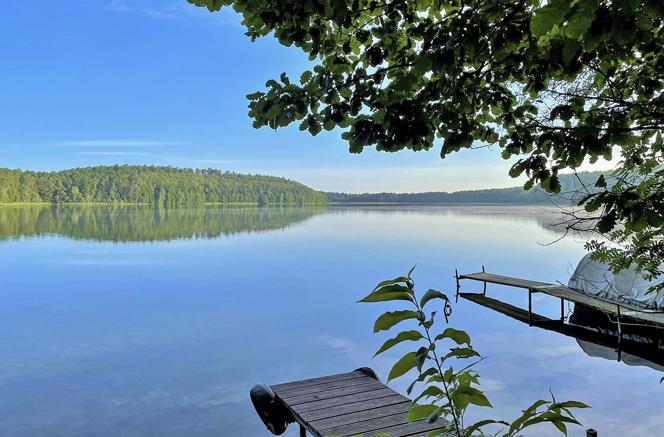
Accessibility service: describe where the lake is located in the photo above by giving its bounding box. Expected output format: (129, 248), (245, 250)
(0, 205), (661, 437)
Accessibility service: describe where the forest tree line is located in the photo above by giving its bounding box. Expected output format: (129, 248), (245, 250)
(0, 165), (327, 205)
(326, 172), (606, 204)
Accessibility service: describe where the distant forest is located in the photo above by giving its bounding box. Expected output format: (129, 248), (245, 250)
(326, 172), (606, 204)
(0, 166), (606, 206)
(0, 166), (327, 205)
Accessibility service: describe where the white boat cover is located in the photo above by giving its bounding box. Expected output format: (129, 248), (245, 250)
(568, 253), (663, 309)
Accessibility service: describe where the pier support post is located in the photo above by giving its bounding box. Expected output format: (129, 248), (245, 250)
(300, 424), (307, 437)
(455, 269), (460, 302)
(616, 305), (623, 358)
(560, 298), (565, 322)
(481, 265), (486, 295)
(586, 429), (597, 437)
(528, 289), (533, 326)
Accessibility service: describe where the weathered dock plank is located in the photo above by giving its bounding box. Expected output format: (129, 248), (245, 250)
(459, 272), (552, 289)
(271, 370), (369, 391)
(311, 401), (411, 432)
(254, 368), (452, 437)
(280, 380), (385, 405)
(294, 388), (397, 414)
(299, 394), (408, 421)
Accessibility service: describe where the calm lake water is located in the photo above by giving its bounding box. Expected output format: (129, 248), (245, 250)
(0, 205), (661, 437)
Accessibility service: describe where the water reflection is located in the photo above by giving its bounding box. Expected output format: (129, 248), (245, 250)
(0, 205), (324, 243)
(0, 205), (657, 437)
(570, 306), (664, 372)
(326, 204), (576, 238)
(462, 293), (664, 372)
(0, 204), (576, 244)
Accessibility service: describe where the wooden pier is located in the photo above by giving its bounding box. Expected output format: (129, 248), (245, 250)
(456, 269), (664, 328)
(251, 368), (454, 436)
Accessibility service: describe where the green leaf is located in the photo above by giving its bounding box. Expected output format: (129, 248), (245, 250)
(509, 399), (550, 434)
(564, 0), (599, 39)
(530, 1), (569, 37)
(407, 404), (438, 422)
(452, 386), (492, 408)
(551, 419), (567, 434)
(406, 367), (438, 395)
(553, 400), (590, 409)
(562, 40), (580, 65)
(246, 91), (263, 100)
(358, 291), (414, 303)
(421, 311), (437, 330)
(435, 328), (471, 345)
(374, 330), (423, 356)
(444, 347), (480, 361)
(419, 289), (449, 308)
(412, 386), (445, 404)
(373, 276), (409, 291)
(359, 284), (414, 303)
(415, 346), (429, 372)
(595, 175), (606, 188)
(463, 419), (507, 437)
(299, 70), (312, 83)
(521, 411), (580, 434)
(407, 265), (417, 278)
(373, 311), (420, 333)
(388, 351), (417, 382)
(426, 406), (451, 425)
(375, 284), (414, 294)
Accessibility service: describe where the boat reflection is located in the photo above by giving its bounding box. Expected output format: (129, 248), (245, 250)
(460, 293), (664, 371)
(570, 305), (664, 371)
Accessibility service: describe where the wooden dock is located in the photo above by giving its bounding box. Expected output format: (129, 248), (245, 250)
(456, 270), (664, 327)
(252, 368), (454, 436)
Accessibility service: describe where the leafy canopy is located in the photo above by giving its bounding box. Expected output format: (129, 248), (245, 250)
(189, 0), (664, 281)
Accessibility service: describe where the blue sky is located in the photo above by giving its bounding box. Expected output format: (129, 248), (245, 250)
(0, 0), (597, 193)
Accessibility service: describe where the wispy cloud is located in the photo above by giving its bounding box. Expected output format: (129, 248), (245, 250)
(103, 1), (241, 24)
(480, 377), (506, 392)
(104, 0), (132, 13)
(317, 334), (361, 358)
(80, 152), (149, 156)
(103, 1), (177, 19)
(59, 139), (180, 148)
(60, 258), (161, 267)
(535, 344), (580, 357)
(188, 159), (250, 165)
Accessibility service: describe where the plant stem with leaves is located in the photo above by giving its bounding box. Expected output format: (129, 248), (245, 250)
(359, 267), (590, 437)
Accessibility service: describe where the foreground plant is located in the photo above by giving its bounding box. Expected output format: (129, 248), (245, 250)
(358, 268), (589, 437)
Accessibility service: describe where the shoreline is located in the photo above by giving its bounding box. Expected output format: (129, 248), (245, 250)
(0, 201), (557, 207)
(0, 202), (327, 207)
